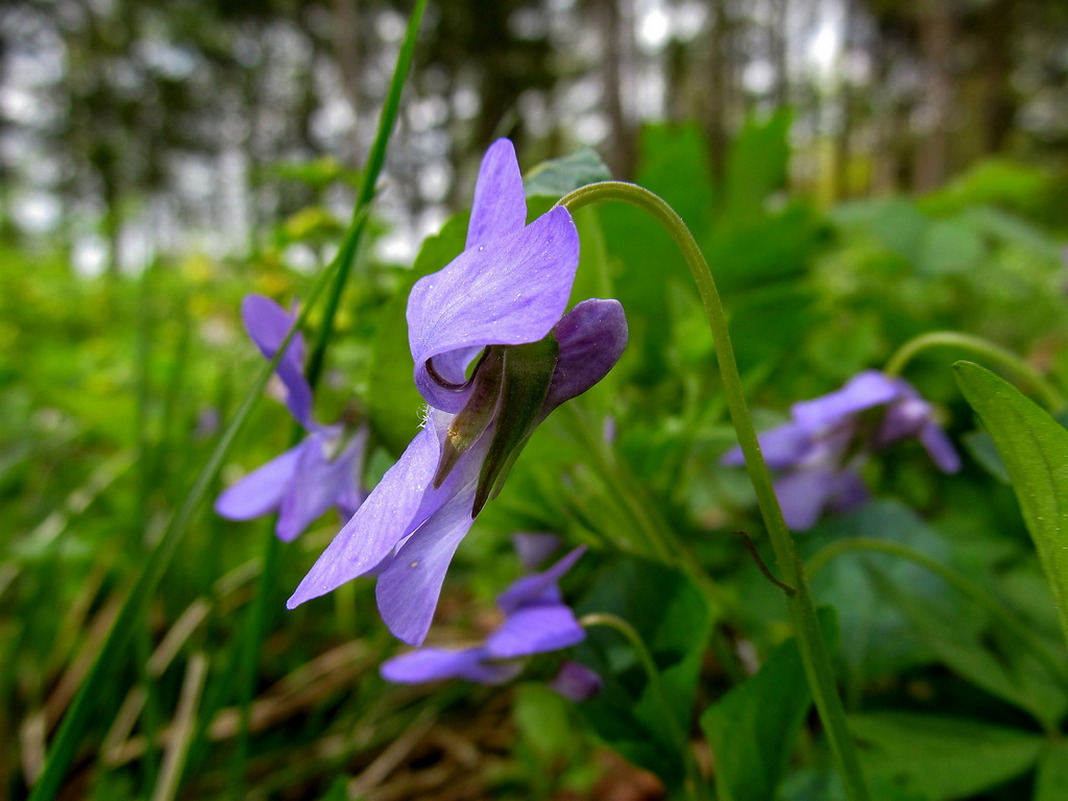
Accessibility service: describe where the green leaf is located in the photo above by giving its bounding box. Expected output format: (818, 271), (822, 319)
(1035, 741), (1068, 801)
(523, 147), (613, 198)
(849, 712), (1044, 799)
(575, 557), (712, 788)
(954, 360), (1068, 648)
(870, 566), (1067, 728)
(700, 607), (838, 801)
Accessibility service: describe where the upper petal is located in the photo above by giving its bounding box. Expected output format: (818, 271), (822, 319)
(241, 294), (314, 427)
(408, 207), (580, 413)
(542, 299), (628, 413)
(214, 444), (302, 520)
(466, 139), (527, 249)
(791, 370), (900, 428)
(286, 424), (439, 608)
(497, 546), (585, 613)
(512, 532), (562, 572)
(485, 605), (586, 659)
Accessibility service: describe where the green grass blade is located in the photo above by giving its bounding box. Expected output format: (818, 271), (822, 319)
(27, 253), (344, 801)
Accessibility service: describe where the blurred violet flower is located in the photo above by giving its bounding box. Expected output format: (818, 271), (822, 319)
(724, 370), (960, 530)
(381, 538), (601, 701)
(287, 139), (628, 646)
(215, 295), (367, 542)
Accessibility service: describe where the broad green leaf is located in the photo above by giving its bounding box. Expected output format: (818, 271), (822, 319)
(1035, 741), (1068, 801)
(700, 607), (838, 801)
(523, 147), (612, 198)
(954, 360), (1068, 647)
(871, 567), (1067, 728)
(849, 712), (1044, 799)
(916, 218), (985, 276)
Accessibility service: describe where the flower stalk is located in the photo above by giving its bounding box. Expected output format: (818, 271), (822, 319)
(884, 330), (1065, 411)
(558, 181), (872, 801)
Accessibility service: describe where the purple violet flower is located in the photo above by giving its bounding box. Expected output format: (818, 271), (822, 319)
(286, 139), (628, 646)
(215, 295), (367, 542)
(381, 541), (601, 701)
(724, 370), (960, 530)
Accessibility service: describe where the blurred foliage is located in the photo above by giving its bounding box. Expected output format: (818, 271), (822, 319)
(4, 112), (1068, 801)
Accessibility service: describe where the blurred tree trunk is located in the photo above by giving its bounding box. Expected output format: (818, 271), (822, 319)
(912, 0), (956, 192)
(705, 0), (731, 184)
(980, 0), (1015, 154)
(595, 0), (636, 178)
(769, 0), (789, 109)
(331, 0), (362, 162)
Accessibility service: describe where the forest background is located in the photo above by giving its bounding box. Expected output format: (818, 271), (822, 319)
(6, 1), (1068, 800)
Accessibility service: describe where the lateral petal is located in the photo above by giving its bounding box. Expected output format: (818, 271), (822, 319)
(486, 605), (586, 659)
(214, 444), (301, 520)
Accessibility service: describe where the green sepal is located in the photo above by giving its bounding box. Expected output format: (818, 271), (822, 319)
(432, 347), (504, 489)
(472, 336), (559, 516)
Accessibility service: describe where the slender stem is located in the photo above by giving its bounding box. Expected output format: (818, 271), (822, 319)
(228, 5), (426, 793)
(580, 613), (710, 801)
(559, 182), (871, 801)
(806, 537), (1068, 690)
(884, 331), (1065, 411)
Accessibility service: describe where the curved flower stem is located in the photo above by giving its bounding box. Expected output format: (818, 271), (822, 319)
(806, 537), (1068, 698)
(559, 182), (871, 801)
(580, 613), (710, 801)
(884, 331), (1065, 411)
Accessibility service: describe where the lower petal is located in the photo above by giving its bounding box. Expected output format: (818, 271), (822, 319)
(375, 487), (480, 645)
(286, 425), (439, 609)
(381, 646), (521, 685)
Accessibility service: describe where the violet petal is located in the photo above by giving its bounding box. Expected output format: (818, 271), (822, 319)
(214, 444), (302, 520)
(466, 139), (527, 249)
(241, 295), (314, 428)
(407, 207), (579, 413)
(919, 422), (962, 473)
(723, 420), (815, 469)
(380, 646), (521, 685)
(773, 467), (844, 531)
(497, 546), (585, 614)
(512, 533), (562, 572)
(286, 424), (439, 609)
(548, 661), (603, 701)
(375, 486), (481, 645)
(485, 605), (586, 659)
(542, 299), (628, 413)
(276, 433), (356, 542)
(791, 370), (900, 428)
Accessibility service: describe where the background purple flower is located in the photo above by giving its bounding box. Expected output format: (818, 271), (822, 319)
(286, 140), (628, 647)
(724, 370), (960, 530)
(215, 295), (367, 542)
(381, 542), (600, 700)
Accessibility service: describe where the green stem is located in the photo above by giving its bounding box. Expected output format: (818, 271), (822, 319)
(806, 537), (1068, 690)
(580, 613), (710, 801)
(884, 331), (1065, 411)
(228, 5), (426, 793)
(559, 182), (871, 801)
